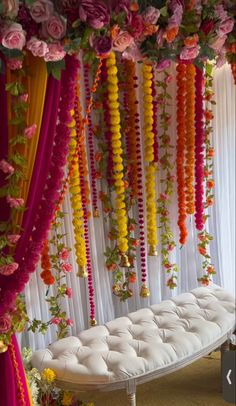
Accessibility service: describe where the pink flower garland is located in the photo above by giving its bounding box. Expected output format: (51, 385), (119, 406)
(194, 67), (205, 230)
(74, 94), (96, 325)
(84, 63), (99, 216)
(0, 55), (79, 316)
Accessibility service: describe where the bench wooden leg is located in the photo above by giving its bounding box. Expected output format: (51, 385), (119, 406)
(126, 380), (136, 406)
(127, 392), (136, 406)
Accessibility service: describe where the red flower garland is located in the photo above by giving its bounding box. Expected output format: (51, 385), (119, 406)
(176, 62), (188, 244)
(84, 63), (99, 217)
(194, 67), (205, 230)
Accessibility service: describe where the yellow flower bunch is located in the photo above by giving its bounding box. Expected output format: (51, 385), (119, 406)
(142, 63), (158, 250)
(41, 368), (56, 383)
(68, 109), (87, 271)
(61, 391), (73, 406)
(106, 52), (128, 254)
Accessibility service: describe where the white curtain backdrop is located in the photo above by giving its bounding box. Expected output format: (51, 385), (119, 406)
(19, 63), (235, 351)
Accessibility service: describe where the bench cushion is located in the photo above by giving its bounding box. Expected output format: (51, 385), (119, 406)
(31, 285), (235, 386)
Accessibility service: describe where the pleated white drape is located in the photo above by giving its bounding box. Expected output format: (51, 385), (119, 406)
(20, 63), (235, 351)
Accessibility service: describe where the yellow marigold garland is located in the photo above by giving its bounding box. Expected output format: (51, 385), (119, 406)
(106, 52), (129, 257)
(68, 110), (87, 273)
(185, 63), (196, 215)
(142, 63), (158, 253)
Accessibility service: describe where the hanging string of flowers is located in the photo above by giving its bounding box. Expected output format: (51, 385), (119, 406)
(68, 109), (87, 277)
(40, 240), (54, 286)
(198, 64), (216, 286)
(156, 70), (178, 289)
(123, 59), (150, 297)
(142, 63), (158, 256)
(176, 62), (188, 245)
(194, 67), (205, 231)
(29, 210), (74, 338)
(151, 66), (158, 164)
(106, 52), (129, 266)
(83, 63), (99, 217)
(123, 59), (139, 199)
(185, 63), (196, 215)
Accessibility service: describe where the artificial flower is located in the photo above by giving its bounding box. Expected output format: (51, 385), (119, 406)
(0, 159), (14, 175)
(29, 0), (54, 23)
(24, 123), (37, 139)
(41, 368), (56, 383)
(1, 22), (26, 50)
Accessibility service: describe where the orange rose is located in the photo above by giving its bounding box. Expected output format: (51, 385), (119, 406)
(184, 34), (199, 48)
(207, 147), (215, 157)
(207, 179), (215, 188)
(198, 246), (207, 256)
(164, 26), (179, 43)
(204, 110), (213, 120)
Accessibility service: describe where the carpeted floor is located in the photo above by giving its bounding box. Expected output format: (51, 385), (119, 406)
(79, 352), (233, 406)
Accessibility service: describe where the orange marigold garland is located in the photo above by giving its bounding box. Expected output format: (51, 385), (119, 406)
(40, 239), (55, 286)
(106, 52), (129, 264)
(198, 64), (216, 286)
(185, 63), (196, 215)
(176, 62), (188, 245)
(142, 63), (158, 255)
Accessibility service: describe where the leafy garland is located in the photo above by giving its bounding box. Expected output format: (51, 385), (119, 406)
(197, 63), (216, 286)
(156, 70), (178, 289)
(29, 210), (74, 339)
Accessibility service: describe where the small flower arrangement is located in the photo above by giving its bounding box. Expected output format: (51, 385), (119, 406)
(22, 347), (94, 406)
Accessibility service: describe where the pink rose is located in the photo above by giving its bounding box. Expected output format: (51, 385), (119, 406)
(1, 23), (26, 50)
(61, 263), (72, 273)
(2, 0), (19, 17)
(59, 248), (70, 261)
(66, 318), (73, 326)
(217, 18), (234, 37)
(7, 234), (21, 244)
(214, 4), (228, 21)
(24, 123), (37, 139)
(7, 196), (24, 208)
(113, 31), (134, 52)
(27, 37), (49, 57)
(0, 314), (12, 333)
(65, 287), (73, 298)
(6, 58), (23, 70)
(0, 159), (14, 175)
(142, 6), (160, 25)
(122, 43), (143, 62)
(41, 14), (67, 40)
(156, 59), (171, 71)
(131, 15), (145, 39)
(180, 45), (200, 60)
(44, 42), (66, 62)
(210, 35), (227, 52)
(79, 0), (110, 29)
(30, 0), (54, 23)
(0, 262), (19, 276)
(51, 317), (61, 325)
(19, 93), (29, 102)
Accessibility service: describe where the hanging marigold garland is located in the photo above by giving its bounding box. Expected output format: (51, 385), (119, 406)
(176, 62), (188, 245)
(142, 63), (158, 256)
(106, 52), (129, 265)
(197, 64), (216, 286)
(194, 67), (205, 231)
(151, 66), (159, 164)
(68, 109), (87, 275)
(40, 239), (54, 286)
(84, 63), (99, 217)
(185, 63), (196, 215)
(157, 70), (178, 289)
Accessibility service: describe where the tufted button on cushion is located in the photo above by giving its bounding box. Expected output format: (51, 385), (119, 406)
(31, 285), (235, 387)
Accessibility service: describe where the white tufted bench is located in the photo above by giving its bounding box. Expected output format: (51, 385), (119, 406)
(31, 285), (235, 405)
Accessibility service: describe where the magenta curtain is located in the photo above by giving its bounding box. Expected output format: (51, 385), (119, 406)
(0, 75), (61, 310)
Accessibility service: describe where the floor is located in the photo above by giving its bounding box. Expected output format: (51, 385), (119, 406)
(79, 352), (233, 406)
